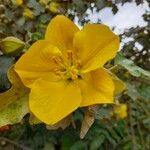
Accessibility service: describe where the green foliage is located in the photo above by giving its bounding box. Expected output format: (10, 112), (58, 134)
(115, 53), (150, 78)
(0, 68), (29, 127)
(137, 83), (150, 100)
(0, 94), (28, 127)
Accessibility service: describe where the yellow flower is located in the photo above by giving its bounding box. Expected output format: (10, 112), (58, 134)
(23, 8), (34, 19)
(114, 104), (127, 119)
(15, 15), (120, 125)
(48, 2), (60, 14)
(15, 0), (23, 6)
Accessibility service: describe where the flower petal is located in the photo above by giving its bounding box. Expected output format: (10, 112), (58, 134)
(29, 79), (81, 125)
(79, 68), (115, 107)
(15, 40), (61, 88)
(45, 15), (79, 57)
(74, 24), (119, 72)
(108, 71), (126, 95)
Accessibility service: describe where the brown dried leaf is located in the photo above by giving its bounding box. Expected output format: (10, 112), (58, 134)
(46, 115), (73, 130)
(80, 108), (95, 139)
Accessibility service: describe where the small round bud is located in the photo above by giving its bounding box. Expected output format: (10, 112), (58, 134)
(23, 8), (34, 19)
(0, 36), (25, 56)
(13, 0), (23, 6)
(48, 2), (60, 14)
(113, 104), (127, 119)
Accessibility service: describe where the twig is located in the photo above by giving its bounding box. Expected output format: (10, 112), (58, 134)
(0, 136), (33, 150)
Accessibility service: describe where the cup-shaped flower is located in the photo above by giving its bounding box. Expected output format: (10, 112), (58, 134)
(15, 15), (120, 125)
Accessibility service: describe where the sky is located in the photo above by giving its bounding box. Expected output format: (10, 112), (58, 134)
(82, 1), (149, 49)
(75, 1), (149, 34)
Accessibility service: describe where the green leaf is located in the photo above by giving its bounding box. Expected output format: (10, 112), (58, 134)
(27, 0), (45, 16)
(137, 83), (150, 100)
(0, 94), (29, 126)
(71, 141), (86, 150)
(126, 83), (141, 100)
(0, 68), (29, 127)
(115, 53), (150, 78)
(127, 82), (150, 100)
(0, 56), (15, 92)
(61, 130), (79, 150)
(90, 134), (105, 150)
(31, 32), (43, 42)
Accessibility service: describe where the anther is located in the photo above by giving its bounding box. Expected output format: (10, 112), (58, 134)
(52, 56), (62, 64)
(52, 56), (66, 69)
(69, 67), (79, 80)
(76, 60), (81, 69)
(67, 50), (73, 60)
(54, 69), (66, 79)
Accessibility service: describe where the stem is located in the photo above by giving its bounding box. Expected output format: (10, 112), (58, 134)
(109, 65), (122, 73)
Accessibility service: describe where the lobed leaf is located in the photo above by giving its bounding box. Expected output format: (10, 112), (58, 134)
(115, 53), (150, 78)
(0, 68), (29, 127)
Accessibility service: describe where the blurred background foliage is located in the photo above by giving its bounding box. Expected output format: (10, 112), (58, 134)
(0, 0), (150, 150)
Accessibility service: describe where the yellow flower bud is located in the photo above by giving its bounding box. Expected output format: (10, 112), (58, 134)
(39, 0), (48, 5)
(48, 2), (60, 14)
(23, 8), (34, 19)
(0, 36), (25, 56)
(114, 104), (127, 119)
(14, 0), (23, 6)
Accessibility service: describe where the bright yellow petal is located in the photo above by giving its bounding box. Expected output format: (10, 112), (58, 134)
(29, 79), (81, 125)
(74, 24), (119, 72)
(45, 15), (79, 58)
(14, 40), (61, 88)
(79, 68), (115, 107)
(108, 71), (126, 95)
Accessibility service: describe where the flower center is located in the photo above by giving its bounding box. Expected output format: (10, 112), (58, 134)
(66, 66), (79, 80)
(52, 50), (81, 80)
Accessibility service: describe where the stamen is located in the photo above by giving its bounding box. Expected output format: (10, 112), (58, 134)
(67, 50), (73, 60)
(52, 56), (66, 69)
(70, 69), (78, 80)
(75, 60), (81, 69)
(54, 68), (66, 79)
(67, 50), (74, 65)
(66, 66), (79, 80)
